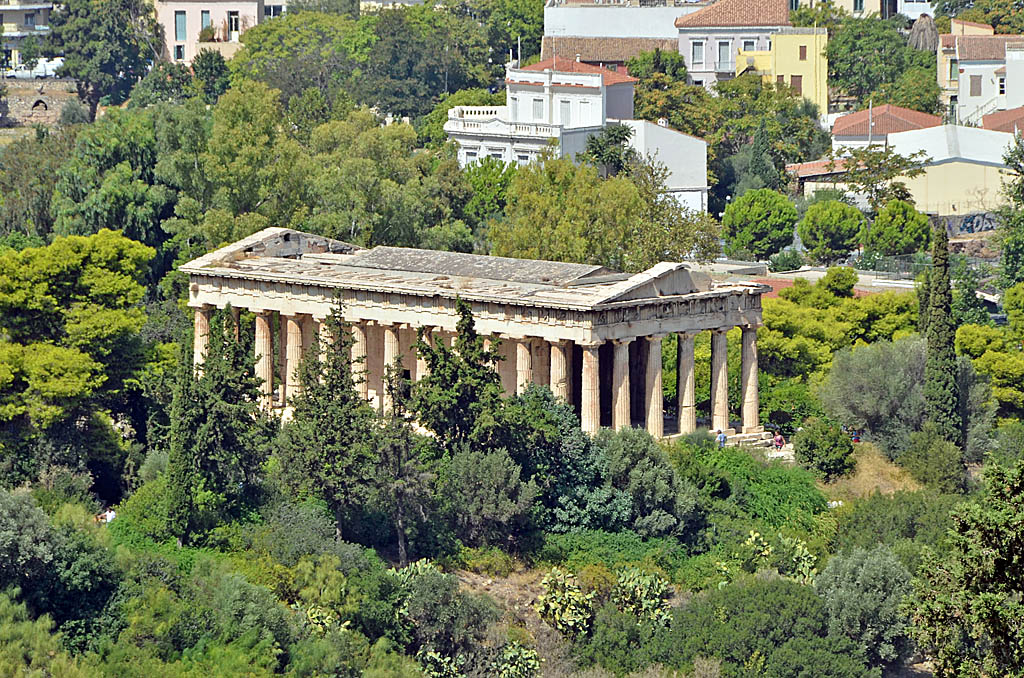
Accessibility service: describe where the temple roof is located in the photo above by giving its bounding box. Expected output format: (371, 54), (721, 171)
(181, 228), (765, 311)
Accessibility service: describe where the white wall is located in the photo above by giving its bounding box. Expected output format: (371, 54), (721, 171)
(619, 119), (708, 195)
(1007, 48), (1024, 110)
(544, 5), (697, 39)
(508, 84), (605, 127)
(897, 0), (932, 20)
(957, 62), (1005, 123)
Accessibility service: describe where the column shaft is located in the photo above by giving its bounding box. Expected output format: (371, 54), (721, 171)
(550, 341), (569, 401)
(581, 343), (601, 434)
(382, 325), (400, 411)
(516, 338), (533, 395)
(645, 336), (664, 438)
(284, 314), (304, 404)
(415, 327), (432, 381)
(711, 328), (729, 432)
(677, 333), (696, 434)
(193, 307), (211, 365)
(351, 322), (368, 399)
(255, 312), (273, 410)
(612, 339), (632, 430)
(741, 325), (762, 433)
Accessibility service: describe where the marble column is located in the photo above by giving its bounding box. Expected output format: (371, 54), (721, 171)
(254, 311), (274, 410)
(382, 324), (400, 412)
(415, 326), (432, 381)
(284, 314), (304, 404)
(549, 340), (570, 401)
(192, 306), (212, 366)
(302, 315), (315, 356)
(645, 335), (665, 438)
(278, 313), (288, 403)
(580, 342), (601, 434)
(612, 338), (632, 430)
(532, 339), (550, 387)
(741, 325), (762, 433)
(516, 338), (533, 395)
(230, 306), (241, 340)
(351, 322), (368, 399)
(677, 332), (696, 434)
(710, 328), (730, 433)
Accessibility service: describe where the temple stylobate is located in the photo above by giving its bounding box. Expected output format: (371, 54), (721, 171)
(181, 228), (769, 439)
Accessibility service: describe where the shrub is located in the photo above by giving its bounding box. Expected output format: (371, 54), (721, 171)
(769, 248), (804, 272)
(899, 423), (966, 493)
(793, 417), (856, 482)
(866, 200), (930, 255)
(535, 531), (689, 579)
(610, 567), (672, 627)
(575, 602), (659, 676)
(798, 200), (866, 264)
(461, 546), (515, 577)
(816, 545), (914, 672)
(490, 641), (542, 678)
(721, 189), (798, 260)
(535, 567), (595, 639)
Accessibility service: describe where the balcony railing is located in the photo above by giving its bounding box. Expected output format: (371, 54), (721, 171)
(714, 59), (735, 73)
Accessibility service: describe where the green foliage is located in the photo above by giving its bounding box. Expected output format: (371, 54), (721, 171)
(759, 376), (825, 436)
(47, 0), (160, 119)
(535, 567), (595, 639)
(906, 460), (1024, 677)
(624, 48), (687, 82)
(789, 3), (848, 30)
(951, 255), (990, 327)
(798, 200), (866, 264)
(826, 17), (932, 101)
(611, 567), (672, 627)
(866, 199), (930, 255)
(0, 592), (88, 677)
(479, 0), (544, 64)
(793, 417), (856, 482)
(768, 248), (804, 272)
(191, 49), (231, 104)
(583, 124), (639, 178)
(827, 145), (928, 213)
(536, 531), (690, 582)
(462, 156), (516, 232)
(899, 423), (966, 493)
(870, 65), (943, 114)
(817, 545), (914, 672)
(129, 61), (194, 108)
(490, 641), (541, 678)
(924, 226), (961, 444)
(721, 189), (797, 260)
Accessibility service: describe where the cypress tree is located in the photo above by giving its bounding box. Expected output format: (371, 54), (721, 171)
(917, 268), (931, 335)
(749, 118), (778, 190)
(277, 303), (376, 538)
(165, 343), (202, 547)
(923, 226), (960, 444)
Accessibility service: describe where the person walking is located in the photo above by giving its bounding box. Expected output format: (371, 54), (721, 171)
(716, 429), (727, 448)
(774, 431), (785, 450)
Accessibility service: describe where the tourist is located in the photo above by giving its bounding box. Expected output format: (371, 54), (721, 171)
(774, 431), (785, 450)
(716, 429), (727, 448)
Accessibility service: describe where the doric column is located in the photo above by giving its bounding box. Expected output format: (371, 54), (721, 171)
(549, 340), (570, 401)
(351, 322), (368, 399)
(254, 311), (274, 410)
(283, 314), (304, 404)
(382, 324), (400, 412)
(516, 338), (533, 394)
(278, 313), (287, 403)
(612, 338), (632, 430)
(645, 335), (665, 438)
(192, 306), (212, 366)
(710, 328), (729, 433)
(302, 315), (315, 356)
(741, 325), (762, 433)
(677, 332), (697, 434)
(230, 306), (241, 340)
(533, 339), (550, 387)
(415, 326), (432, 381)
(580, 341), (601, 434)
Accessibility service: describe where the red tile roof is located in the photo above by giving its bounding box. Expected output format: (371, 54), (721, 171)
(832, 104), (942, 138)
(982, 106), (1024, 133)
(674, 0), (790, 28)
(519, 57), (638, 86)
(540, 36), (678, 65)
(951, 18), (994, 31)
(956, 34), (1024, 60)
(785, 158), (853, 178)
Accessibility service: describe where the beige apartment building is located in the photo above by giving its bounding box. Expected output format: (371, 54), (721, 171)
(182, 228), (769, 440)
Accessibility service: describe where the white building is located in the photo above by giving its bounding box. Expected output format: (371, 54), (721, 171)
(939, 31), (1024, 125)
(0, 0), (51, 69)
(444, 57), (709, 211)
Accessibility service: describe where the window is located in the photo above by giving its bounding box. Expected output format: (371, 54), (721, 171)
(559, 99), (570, 125)
(516, 153), (530, 165)
(777, 75), (785, 84)
(174, 10), (186, 41)
(999, 77), (1006, 95)
(970, 74), (981, 97)
(228, 11), (240, 32)
(465, 150), (478, 163)
(263, 4), (282, 17)
(174, 44), (185, 60)
(510, 96), (518, 121)
(949, 59), (958, 80)
(742, 39), (756, 52)
(799, 45), (807, 60)
(790, 74), (803, 95)
(692, 79), (704, 87)
(201, 10), (210, 27)
(532, 98), (543, 120)
(789, 0), (799, 8)
(853, 0), (863, 10)
(691, 41), (704, 65)
(488, 148), (503, 160)
(717, 41), (731, 68)
(580, 99), (590, 122)
(24, 12), (34, 26)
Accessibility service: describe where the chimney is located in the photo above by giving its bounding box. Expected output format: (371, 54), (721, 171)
(657, 118), (668, 127)
(575, 53), (581, 62)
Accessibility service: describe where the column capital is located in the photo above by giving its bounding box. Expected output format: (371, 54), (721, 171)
(712, 326), (732, 334)
(741, 322), (763, 331)
(612, 337), (634, 346)
(577, 338), (604, 348)
(648, 333), (669, 341)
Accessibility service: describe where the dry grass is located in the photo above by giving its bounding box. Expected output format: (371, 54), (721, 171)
(820, 442), (920, 502)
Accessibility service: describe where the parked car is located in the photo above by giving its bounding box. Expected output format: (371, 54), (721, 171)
(3, 57), (64, 79)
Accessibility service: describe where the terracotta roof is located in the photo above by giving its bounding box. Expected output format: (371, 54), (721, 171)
(540, 36), (678, 65)
(785, 158), (853, 178)
(951, 18), (994, 31)
(519, 56), (638, 86)
(832, 104), (942, 138)
(940, 34), (956, 49)
(956, 34), (1024, 60)
(996, 65), (1007, 75)
(982, 106), (1024, 133)
(674, 0), (790, 28)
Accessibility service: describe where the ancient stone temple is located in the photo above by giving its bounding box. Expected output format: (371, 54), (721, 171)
(181, 228), (768, 438)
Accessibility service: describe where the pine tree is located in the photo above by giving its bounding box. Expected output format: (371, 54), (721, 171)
(923, 226), (960, 444)
(165, 343), (202, 547)
(748, 118), (778, 190)
(277, 303), (376, 538)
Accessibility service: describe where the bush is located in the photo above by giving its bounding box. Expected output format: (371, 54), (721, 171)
(721, 189), (798, 260)
(866, 200), (930, 255)
(576, 602), (659, 676)
(768, 248), (804, 272)
(59, 100), (91, 126)
(798, 201), (866, 265)
(816, 545), (914, 672)
(899, 423), (966, 493)
(535, 567), (595, 639)
(535, 531), (689, 579)
(793, 417), (856, 481)
(610, 567), (672, 627)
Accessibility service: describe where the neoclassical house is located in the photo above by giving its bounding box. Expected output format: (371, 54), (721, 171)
(182, 228), (768, 440)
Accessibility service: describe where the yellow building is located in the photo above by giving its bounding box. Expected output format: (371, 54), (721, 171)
(736, 27), (828, 114)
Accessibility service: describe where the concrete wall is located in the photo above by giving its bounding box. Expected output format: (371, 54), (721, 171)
(544, 5), (697, 39)
(901, 161), (1008, 215)
(957, 61), (1005, 123)
(605, 83), (634, 120)
(621, 119), (707, 195)
(1007, 47), (1024, 110)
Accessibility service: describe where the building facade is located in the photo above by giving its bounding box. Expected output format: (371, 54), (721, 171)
(735, 27), (828, 114)
(0, 0), (50, 69)
(830, 104), (942, 151)
(938, 22), (1024, 124)
(182, 228), (768, 439)
(154, 0), (284, 63)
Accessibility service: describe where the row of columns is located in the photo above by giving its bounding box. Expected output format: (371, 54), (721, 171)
(193, 306), (760, 437)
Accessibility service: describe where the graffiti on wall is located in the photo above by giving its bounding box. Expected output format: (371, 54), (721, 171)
(937, 213), (1000, 236)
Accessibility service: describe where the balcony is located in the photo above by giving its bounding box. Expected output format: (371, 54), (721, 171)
(714, 59), (735, 73)
(447, 105), (509, 121)
(736, 50), (771, 76)
(0, 22), (48, 35)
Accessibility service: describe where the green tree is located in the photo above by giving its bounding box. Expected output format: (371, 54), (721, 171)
(583, 124), (638, 178)
(721, 188), (797, 259)
(789, 3), (849, 31)
(463, 156), (516, 231)
(164, 344), (202, 546)
(871, 65), (943, 114)
(192, 48), (230, 104)
(866, 199), (930, 255)
(798, 200), (866, 264)
(47, 0), (162, 119)
(905, 460), (1024, 677)
(956, 0), (1024, 33)
(277, 305), (376, 538)
(18, 35), (42, 71)
(625, 48), (687, 82)
(288, 0), (358, 17)
(817, 545), (914, 672)
(924, 225), (960, 444)
(747, 117), (779, 191)
(0, 127), (76, 240)
(827, 145), (928, 212)
(128, 61), (193, 108)
(826, 17), (922, 100)
(998, 135), (1024, 287)
(480, 0), (544, 63)
(900, 422), (966, 493)
(792, 417), (856, 481)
